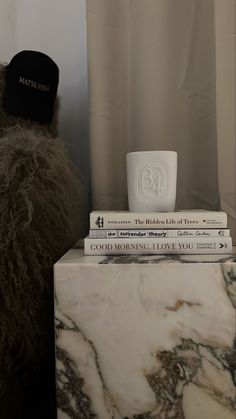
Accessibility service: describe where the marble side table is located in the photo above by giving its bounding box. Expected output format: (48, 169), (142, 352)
(55, 247), (236, 419)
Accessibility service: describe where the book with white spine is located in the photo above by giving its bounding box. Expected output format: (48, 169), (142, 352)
(84, 236), (232, 256)
(90, 211), (227, 230)
(89, 228), (230, 239)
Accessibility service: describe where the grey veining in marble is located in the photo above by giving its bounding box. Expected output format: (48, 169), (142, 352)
(55, 248), (236, 419)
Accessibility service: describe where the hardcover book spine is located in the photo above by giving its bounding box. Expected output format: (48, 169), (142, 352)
(84, 237), (232, 255)
(90, 212), (228, 229)
(89, 229), (230, 239)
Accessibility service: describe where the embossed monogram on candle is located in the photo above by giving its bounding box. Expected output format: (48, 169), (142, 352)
(127, 151), (177, 211)
(137, 161), (168, 200)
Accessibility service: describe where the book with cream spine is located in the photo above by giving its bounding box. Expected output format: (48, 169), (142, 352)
(89, 228), (230, 239)
(84, 236), (232, 256)
(90, 211), (227, 230)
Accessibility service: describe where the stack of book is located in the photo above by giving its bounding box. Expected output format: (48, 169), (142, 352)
(84, 210), (232, 256)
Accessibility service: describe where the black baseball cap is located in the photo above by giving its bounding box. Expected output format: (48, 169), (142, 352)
(3, 50), (59, 124)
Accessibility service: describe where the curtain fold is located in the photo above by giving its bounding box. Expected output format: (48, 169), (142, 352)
(87, 0), (235, 241)
(215, 0), (236, 242)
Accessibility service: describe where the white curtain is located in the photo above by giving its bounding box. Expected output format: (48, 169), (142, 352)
(86, 0), (236, 241)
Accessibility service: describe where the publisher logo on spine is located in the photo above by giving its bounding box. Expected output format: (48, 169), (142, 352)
(137, 162), (168, 200)
(95, 216), (104, 228)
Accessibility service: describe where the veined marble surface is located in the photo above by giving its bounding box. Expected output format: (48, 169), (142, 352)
(55, 248), (236, 419)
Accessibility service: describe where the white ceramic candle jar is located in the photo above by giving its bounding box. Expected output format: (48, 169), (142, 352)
(126, 151), (177, 212)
